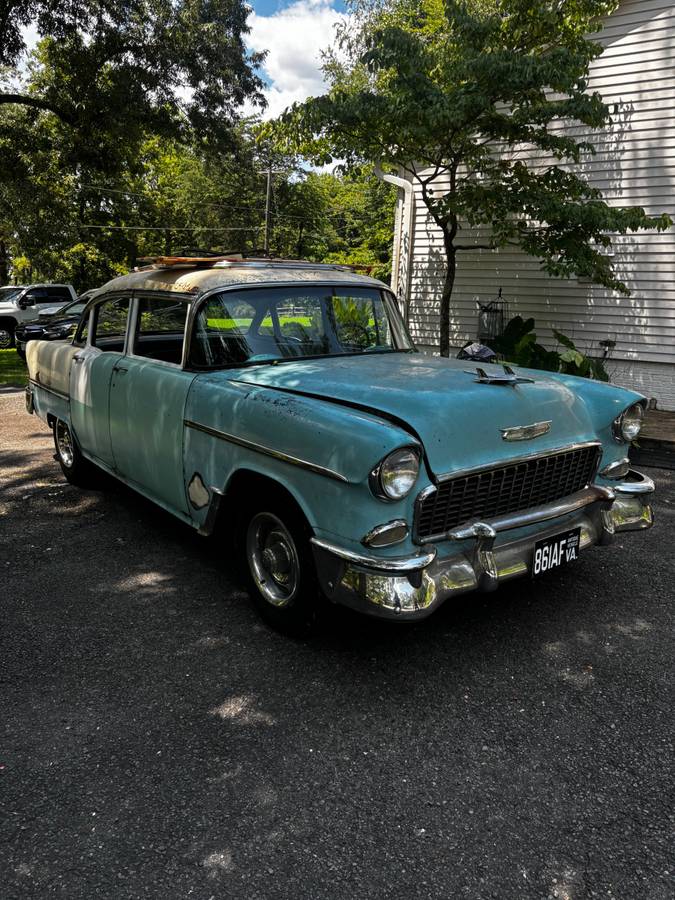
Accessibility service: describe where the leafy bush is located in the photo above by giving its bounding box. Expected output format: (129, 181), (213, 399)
(490, 317), (609, 381)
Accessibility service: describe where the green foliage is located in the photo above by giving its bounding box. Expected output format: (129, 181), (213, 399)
(0, 118), (397, 290)
(491, 316), (609, 380)
(272, 0), (672, 356)
(1, 1), (265, 155)
(0, 349), (27, 387)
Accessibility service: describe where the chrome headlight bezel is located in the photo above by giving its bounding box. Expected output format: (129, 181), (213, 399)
(370, 446), (421, 501)
(612, 402), (644, 443)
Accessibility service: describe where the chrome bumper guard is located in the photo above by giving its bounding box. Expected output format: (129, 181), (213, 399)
(25, 385), (34, 415)
(311, 470), (654, 620)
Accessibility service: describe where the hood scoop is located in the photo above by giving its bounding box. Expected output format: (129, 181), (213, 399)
(465, 364), (535, 386)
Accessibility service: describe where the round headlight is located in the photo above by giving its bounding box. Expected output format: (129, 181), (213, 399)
(373, 448), (420, 500)
(614, 403), (644, 442)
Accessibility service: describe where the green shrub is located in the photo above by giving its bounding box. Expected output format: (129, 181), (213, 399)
(490, 317), (609, 381)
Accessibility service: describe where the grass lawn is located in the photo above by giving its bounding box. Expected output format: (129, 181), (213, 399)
(0, 349), (28, 387)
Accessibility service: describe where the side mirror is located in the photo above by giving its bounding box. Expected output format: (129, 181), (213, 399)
(19, 293), (37, 309)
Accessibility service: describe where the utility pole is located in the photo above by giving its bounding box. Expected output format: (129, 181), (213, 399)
(263, 162), (272, 255)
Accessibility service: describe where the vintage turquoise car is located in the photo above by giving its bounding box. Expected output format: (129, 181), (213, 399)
(25, 257), (654, 634)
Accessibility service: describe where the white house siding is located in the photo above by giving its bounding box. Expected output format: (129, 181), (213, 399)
(397, 0), (675, 409)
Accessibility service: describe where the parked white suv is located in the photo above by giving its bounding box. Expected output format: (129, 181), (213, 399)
(0, 284), (77, 348)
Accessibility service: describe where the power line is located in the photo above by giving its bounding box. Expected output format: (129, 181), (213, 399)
(75, 224), (261, 232)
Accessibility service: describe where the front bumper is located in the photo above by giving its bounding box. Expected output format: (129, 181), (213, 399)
(311, 470), (654, 620)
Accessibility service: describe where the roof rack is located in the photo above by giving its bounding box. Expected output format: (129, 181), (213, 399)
(134, 254), (241, 270)
(133, 254), (374, 275)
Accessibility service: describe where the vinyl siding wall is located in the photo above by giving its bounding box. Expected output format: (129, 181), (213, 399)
(396, 0), (675, 408)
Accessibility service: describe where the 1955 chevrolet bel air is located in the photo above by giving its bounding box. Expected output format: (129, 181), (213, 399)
(25, 257), (655, 634)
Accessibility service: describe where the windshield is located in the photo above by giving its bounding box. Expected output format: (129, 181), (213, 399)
(0, 287), (22, 302)
(59, 300), (86, 316)
(190, 285), (413, 369)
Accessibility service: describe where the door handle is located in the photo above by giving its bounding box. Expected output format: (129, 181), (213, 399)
(113, 365), (128, 374)
(73, 355), (84, 364)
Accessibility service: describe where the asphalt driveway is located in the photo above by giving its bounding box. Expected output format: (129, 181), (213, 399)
(1, 389), (673, 899)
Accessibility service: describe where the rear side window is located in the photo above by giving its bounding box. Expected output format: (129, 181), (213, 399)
(132, 296), (189, 365)
(92, 296), (131, 352)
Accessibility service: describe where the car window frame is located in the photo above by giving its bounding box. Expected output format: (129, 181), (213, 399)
(73, 291), (133, 352)
(127, 291), (194, 370)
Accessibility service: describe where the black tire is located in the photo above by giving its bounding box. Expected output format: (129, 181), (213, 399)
(0, 322), (15, 350)
(241, 493), (323, 637)
(53, 419), (97, 487)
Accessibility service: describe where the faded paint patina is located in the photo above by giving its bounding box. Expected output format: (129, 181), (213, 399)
(24, 260), (652, 602)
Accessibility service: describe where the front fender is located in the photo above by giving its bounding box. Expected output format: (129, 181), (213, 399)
(184, 374), (423, 551)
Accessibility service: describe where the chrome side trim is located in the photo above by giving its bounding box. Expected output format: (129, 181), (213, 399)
(311, 537), (437, 573)
(446, 486), (615, 540)
(184, 419), (349, 483)
(28, 378), (69, 401)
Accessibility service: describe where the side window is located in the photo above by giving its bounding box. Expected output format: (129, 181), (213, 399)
(21, 289), (46, 307)
(92, 296), (131, 352)
(132, 295), (189, 365)
(46, 287), (72, 303)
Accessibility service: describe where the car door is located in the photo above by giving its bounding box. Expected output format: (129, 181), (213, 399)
(19, 288), (50, 321)
(108, 293), (194, 514)
(69, 294), (130, 468)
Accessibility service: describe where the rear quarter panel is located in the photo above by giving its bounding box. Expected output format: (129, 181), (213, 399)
(26, 339), (79, 424)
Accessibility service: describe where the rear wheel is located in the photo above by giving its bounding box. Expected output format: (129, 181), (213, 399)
(242, 498), (323, 637)
(53, 419), (97, 487)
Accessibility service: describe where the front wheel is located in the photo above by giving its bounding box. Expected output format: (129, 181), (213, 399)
(0, 323), (15, 349)
(53, 419), (97, 487)
(243, 502), (323, 637)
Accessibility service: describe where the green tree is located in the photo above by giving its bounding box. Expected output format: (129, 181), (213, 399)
(0, 1), (265, 154)
(276, 0), (672, 356)
(267, 167), (396, 281)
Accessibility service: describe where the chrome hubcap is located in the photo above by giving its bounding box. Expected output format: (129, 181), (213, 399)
(247, 512), (300, 607)
(55, 421), (74, 468)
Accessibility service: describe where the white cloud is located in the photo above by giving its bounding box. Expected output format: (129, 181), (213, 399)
(247, 0), (346, 119)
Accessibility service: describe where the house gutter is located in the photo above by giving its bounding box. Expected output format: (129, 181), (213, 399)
(374, 164), (414, 327)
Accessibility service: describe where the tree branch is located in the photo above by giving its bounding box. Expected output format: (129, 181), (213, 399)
(0, 93), (75, 124)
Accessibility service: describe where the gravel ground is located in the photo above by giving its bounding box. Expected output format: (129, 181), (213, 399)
(1, 390), (673, 899)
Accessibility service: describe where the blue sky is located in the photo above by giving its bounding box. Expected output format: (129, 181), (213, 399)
(252, 0), (346, 16)
(247, 0), (348, 117)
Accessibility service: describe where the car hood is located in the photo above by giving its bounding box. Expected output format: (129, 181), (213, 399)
(231, 353), (639, 475)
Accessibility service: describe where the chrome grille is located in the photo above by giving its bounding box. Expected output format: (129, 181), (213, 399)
(415, 444), (601, 542)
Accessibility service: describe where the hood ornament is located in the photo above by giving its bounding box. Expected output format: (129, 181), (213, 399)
(465, 364), (535, 385)
(500, 421), (552, 441)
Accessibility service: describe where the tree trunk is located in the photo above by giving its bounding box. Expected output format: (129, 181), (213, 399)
(0, 240), (9, 284)
(439, 232), (457, 358)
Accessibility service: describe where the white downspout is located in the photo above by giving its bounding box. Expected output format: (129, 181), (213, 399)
(374, 164), (415, 327)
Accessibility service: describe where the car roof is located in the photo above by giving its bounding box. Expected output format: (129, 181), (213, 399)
(93, 260), (387, 299)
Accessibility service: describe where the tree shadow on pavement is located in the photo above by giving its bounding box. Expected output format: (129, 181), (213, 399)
(2, 430), (673, 900)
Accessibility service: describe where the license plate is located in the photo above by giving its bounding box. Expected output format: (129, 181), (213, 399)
(532, 528), (581, 577)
